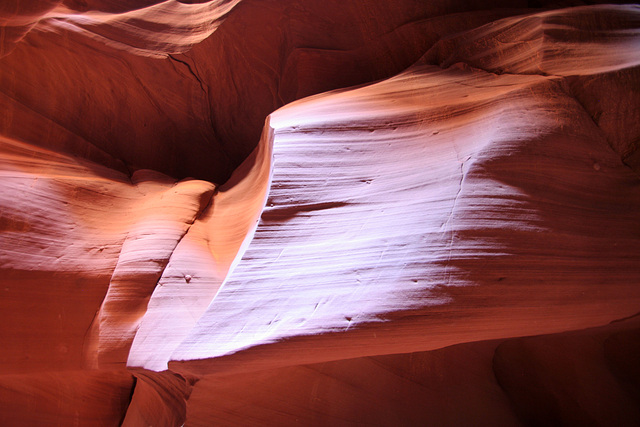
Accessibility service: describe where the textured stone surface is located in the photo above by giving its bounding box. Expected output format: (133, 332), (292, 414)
(172, 7), (640, 373)
(1, 1), (639, 425)
(0, 370), (133, 426)
(184, 316), (640, 426)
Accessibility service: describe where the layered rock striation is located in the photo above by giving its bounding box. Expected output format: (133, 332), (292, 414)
(1, 1), (639, 425)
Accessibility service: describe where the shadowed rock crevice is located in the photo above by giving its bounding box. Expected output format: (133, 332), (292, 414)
(492, 318), (640, 427)
(122, 371), (196, 427)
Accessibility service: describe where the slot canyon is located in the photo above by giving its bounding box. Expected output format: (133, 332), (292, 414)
(1, 0), (640, 425)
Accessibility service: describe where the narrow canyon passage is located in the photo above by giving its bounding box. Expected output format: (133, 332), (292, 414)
(1, 1), (639, 425)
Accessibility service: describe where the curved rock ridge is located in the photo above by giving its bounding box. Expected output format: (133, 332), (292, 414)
(0, 134), (139, 373)
(127, 121), (273, 371)
(0, 0), (550, 183)
(37, 0), (242, 58)
(424, 4), (640, 77)
(1, 0), (242, 58)
(169, 5), (640, 376)
(422, 4), (640, 168)
(0, 134), (218, 374)
(1, 1), (640, 425)
(88, 171), (216, 368)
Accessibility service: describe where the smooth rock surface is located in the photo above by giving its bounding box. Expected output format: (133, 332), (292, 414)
(172, 7), (640, 372)
(184, 316), (640, 426)
(1, 1), (639, 425)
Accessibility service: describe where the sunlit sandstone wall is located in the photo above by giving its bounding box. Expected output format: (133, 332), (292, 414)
(1, 1), (639, 425)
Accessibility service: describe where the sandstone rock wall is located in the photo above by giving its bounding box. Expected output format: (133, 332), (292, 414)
(1, 1), (639, 425)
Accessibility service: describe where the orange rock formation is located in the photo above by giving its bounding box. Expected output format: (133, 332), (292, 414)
(1, 1), (639, 425)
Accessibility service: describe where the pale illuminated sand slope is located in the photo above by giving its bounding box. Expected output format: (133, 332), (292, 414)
(1, 1), (639, 426)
